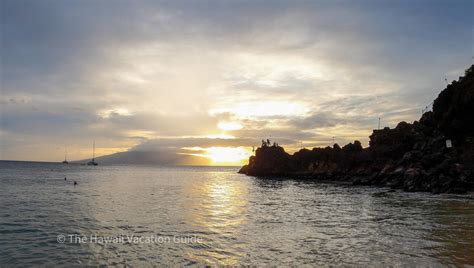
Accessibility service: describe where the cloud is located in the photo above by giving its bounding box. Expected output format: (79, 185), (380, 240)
(1, 0), (472, 162)
(131, 137), (258, 152)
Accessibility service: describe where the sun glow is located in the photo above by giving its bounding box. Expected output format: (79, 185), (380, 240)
(217, 121), (243, 131)
(206, 147), (251, 165)
(184, 146), (251, 165)
(210, 100), (309, 117)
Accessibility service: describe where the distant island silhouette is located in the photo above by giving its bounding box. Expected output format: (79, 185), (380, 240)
(239, 65), (474, 194)
(74, 150), (211, 166)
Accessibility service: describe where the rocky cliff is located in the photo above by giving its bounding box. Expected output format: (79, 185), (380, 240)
(239, 65), (474, 194)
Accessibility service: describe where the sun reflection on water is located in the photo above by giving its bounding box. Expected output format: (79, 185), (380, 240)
(185, 172), (249, 265)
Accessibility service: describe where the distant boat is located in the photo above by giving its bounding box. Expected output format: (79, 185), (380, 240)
(87, 141), (98, 166)
(62, 147), (68, 164)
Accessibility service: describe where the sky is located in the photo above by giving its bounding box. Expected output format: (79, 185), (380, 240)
(1, 0), (473, 165)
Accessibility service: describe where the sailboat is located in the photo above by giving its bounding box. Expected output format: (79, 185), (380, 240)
(87, 141), (98, 166)
(62, 147), (69, 164)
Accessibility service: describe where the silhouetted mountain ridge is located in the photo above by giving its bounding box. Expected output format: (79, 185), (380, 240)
(76, 150), (210, 166)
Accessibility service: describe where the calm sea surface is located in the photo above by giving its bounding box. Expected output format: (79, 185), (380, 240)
(0, 161), (473, 266)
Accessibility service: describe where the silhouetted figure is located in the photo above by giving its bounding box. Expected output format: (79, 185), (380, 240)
(64, 177), (67, 181)
(74, 181), (77, 186)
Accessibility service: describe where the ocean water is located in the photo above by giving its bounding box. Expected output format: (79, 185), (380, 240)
(0, 161), (473, 266)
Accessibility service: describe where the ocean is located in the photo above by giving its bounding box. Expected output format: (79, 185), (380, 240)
(0, 161), (473, 266)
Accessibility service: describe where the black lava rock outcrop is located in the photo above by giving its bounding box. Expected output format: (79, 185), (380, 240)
(239, 65), (474, 194)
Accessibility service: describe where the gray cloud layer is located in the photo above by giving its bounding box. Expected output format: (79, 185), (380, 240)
(1, 0), (472, 161)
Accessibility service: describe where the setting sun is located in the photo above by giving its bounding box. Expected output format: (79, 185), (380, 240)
(205, 147), (251, 165)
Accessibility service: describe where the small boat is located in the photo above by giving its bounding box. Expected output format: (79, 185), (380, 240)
(62, 147), (68, 164)
(87, 141), (98, 166)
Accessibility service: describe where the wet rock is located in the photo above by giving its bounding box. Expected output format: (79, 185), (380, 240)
(238, 164), (249, 174)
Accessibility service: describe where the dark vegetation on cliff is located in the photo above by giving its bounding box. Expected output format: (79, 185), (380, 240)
(239, 65), (474, 194)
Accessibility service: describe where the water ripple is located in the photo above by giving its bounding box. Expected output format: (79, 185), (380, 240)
(0, 162), (473, 266)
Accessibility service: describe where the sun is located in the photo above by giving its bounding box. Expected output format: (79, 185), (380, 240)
(205, 147), (251, 165)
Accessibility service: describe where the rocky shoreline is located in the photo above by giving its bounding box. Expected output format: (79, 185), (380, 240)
(239, 65), (474, 194)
